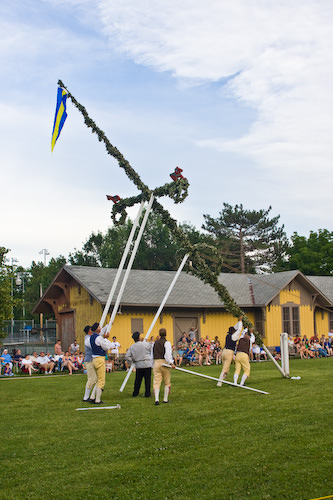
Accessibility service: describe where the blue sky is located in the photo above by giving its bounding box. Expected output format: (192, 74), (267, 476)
(2, 0), (333, 268)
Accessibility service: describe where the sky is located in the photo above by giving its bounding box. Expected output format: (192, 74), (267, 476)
(2, 0), (333, 269)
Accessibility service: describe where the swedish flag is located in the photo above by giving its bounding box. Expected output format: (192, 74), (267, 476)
(51, 86), (68, 151)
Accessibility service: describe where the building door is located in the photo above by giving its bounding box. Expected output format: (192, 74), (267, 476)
(173, 316), (199, 345)
(59, 311), (75, 351)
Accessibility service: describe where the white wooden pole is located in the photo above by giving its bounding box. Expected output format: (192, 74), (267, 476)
(75, 404), (121, 411)
(261, 343), (287, 378)
(119, 253), (189, 392)
(280, 332), (290, 378)
(99, 200), (145, 327)
(163, 364), (269, 395)
(106, 193), (154, 333)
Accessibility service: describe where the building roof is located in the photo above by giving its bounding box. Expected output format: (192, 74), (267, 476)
(34, 265), (332, 311)
(307, 276), (333, 303)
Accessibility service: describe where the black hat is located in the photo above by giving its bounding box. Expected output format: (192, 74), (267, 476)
(83, 325), (91, 334)
(91, 322), (99, 332)
(132, 331), (140, 341)
(228, 326), (236, 334)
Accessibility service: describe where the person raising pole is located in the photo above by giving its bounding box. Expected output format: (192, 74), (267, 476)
(153, 328), (175, 405)
(234, 329), (252, 386)
(217, 322), (243, 386)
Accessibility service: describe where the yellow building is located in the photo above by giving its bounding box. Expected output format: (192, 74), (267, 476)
(33, 266), (333, 351)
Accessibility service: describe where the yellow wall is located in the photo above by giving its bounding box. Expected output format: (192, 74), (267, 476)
(315, 310), (329, 337)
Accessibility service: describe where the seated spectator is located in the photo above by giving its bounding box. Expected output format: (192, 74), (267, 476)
(177, 335), (188, 365)
(30, 352), (39, 369)
(53, 354), (63, 371)
(76, 352), (84, 369)
(21, 354), (38, 375)
(0, 349), (13, 372)
(310, 334), (319, 343)
(110, 336), (121, 371)
(313, 341), (328, 357)
(260, 348), (267, 361)
(308, 343), (318, 358)
(323, 339), (332, 356)
(106, 356), (113, 373)
(172, 345), (181, 366)
(62, 351), (78, 375)
(70, 339), (80, 355)
(214, 340), (222, 365)
(252, 343), (261, 362)
(36, 351), (55, 374)
(13, 349), (23, 373)
(4, 363), (14, 376)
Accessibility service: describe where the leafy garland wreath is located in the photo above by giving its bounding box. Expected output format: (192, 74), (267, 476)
(59, 80), (260, 343)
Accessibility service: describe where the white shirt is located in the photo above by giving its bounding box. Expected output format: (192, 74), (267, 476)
(93, 335), (112, 356)
(164, 340), (174, 365)
(36, 355), (50, 365)
(110, 341), (120, 354)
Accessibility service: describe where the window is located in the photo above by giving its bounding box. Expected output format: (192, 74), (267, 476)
(282, 305), (300, 335)
(131, 318), (143, 334)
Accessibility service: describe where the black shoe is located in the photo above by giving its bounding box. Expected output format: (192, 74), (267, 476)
(87, 398), (95, 403)
(163, 401), (169, 404)
(94, 400), (104, 405)
(82, 398), (89, 402)
(154, 401), (160, 405)
(144, 394), (151, 398)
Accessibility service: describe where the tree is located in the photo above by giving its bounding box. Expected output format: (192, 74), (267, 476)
(0, 247), (12, 340)
(274, 229), (333, 275)
(202, 203), (287, 273)
(69, 212), (205, 271)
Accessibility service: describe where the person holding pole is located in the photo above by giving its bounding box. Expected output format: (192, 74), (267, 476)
(233, 329), (251, 386)
(153, 328), (175, 405)
(125, 331), (152, 398)
(82, 325), (98, 402)
(90, 322), (112, 404)
(217, 325), (243, 386)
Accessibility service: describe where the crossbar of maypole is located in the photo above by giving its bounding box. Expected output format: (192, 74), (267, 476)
(106, 193), (154, 333)
(119, 253), (189, 392)
(100, 200), (145, 328)
(164, 364), (269, 395)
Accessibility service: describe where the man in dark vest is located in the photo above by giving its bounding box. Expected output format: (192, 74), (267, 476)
(234, 330), (251, 386)
(153, 328), (175, 405)
(90, 322), (112, 404)
(125, 331), (152, 397)
(217, 325), (242, 386)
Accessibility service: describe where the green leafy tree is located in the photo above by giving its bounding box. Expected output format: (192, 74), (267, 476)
(203, 203), (287, 273)
(274, 229), (333, 275)
(0, 247), (12, 340)
(69, 213), (206, 270)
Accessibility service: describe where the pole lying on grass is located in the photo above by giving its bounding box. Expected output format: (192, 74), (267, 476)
(106, 193), (154, 333)
(99, 200), (145, 328)
(119, 253), (189, 393)
(76, 404), (121, 411)
(163, 364), (269, 395)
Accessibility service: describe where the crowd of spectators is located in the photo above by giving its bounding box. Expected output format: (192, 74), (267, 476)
(0, 340), (86, 376)
(290, 332), (333, 359)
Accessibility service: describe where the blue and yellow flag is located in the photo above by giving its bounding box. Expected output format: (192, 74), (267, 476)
(51, 86), (68, 151)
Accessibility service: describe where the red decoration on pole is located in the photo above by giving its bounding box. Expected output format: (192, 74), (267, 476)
(170, 166), (184, 181)
(106, 195), (122, 203)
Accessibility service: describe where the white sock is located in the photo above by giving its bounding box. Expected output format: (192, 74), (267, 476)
(90, 385), (97, 400)
(95, 387), (103, 403)
(84, 387), (91, 400)
(154, 388), (160, 402)
(233, 373), (239, 384)
(240, 374), (247, 386)
(163, 386), (170, 402)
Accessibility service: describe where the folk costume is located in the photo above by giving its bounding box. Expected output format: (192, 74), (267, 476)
(82, 325), (98, 402)
(217, 324), (242, 386)
(90, 323), (112, 404)
(125, 331), (152, 397)
(153, 329), (174, 405)
(234, 333), (251, 386)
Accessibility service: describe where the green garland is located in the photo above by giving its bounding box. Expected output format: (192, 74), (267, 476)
(59, 80), (260, 344)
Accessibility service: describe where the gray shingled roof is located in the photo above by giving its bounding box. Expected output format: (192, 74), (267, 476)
(307, 276), (333, 303)
(61, 266), (331, 309)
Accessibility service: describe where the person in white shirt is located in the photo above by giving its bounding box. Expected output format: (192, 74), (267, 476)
(152, 328), (175, 405)
(21, 354), (38, 375)
(109, 336), (121, 371)
(36, 352), (55, 374)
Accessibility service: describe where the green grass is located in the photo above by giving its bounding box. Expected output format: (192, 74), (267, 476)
(1, 359), (332, 500)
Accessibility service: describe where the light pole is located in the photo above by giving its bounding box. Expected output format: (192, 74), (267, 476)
(15, 272), (27, 319)
(10, 258), (18, 337)
(39, 249), (50, 266)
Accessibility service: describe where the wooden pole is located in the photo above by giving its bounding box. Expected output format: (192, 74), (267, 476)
(99, 200), (145, 327)
(164, 364), (269, 395)
(119, 254), (189, 393)
(106, 193), (154, 333)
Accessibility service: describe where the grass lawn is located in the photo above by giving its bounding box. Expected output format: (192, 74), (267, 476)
(0, 358), (332, 500)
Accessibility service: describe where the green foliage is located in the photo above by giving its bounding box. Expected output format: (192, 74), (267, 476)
(0, 247), (12, 339)
(274, 229), (333, 275)
(203, 203), (287, 273)
(1, 360), (332, 500)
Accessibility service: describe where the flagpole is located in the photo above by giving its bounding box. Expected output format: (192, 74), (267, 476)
(99, 200), (145, 328)
(106, 193), (154, 333)
(119, 253), (189, 392)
